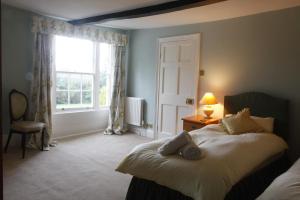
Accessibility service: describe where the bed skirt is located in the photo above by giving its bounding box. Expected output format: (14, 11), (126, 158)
(125, 153), (290, 200)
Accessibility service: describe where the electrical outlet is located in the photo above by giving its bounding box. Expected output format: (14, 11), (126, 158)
(199, 70), (205, 76)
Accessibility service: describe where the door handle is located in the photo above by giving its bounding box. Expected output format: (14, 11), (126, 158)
(186, 98), (194, 105)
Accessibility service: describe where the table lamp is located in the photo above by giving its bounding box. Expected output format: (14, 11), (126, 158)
(200, 92), (217, 119)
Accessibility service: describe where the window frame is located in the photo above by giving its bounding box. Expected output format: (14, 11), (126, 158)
(52, 36), (112, 113)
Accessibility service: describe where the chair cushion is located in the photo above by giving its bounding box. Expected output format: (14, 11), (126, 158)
(11, 121), (45, 133)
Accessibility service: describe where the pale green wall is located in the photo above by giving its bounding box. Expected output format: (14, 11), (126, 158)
(1, 4), (34, 135)
(127, 6), (300, 160)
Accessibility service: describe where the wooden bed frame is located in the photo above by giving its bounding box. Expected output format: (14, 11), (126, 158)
(125, 92), (291, 200)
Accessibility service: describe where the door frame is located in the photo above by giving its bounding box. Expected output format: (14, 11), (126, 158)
(153, 33), (201, 139)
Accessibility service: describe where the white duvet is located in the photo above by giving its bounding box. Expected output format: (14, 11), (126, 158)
(116, 125), (288, 200)
(257, 158), (300, 200)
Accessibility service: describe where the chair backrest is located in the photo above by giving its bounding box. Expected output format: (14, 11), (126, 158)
(9, 89), (28, 122)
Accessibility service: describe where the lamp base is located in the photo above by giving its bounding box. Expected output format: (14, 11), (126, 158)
(203, 109), (214, 119)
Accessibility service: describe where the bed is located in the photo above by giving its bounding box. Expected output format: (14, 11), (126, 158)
(257, 158), (300, 200)
(118, 92), (291, 200)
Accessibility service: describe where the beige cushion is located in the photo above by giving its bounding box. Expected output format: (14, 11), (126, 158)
(251, 116), (274, 133)
(222, 108), (264, 134)
(224, 115), (275, 133)
(11, 121), (45, 133)
(11, 92), (27, 120)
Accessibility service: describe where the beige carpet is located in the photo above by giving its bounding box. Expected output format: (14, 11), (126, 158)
(3, 133), (151, 200)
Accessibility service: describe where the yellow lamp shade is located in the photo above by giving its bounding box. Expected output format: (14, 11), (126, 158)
(200, 92), (217, 105)
(200, 92), (217, 119)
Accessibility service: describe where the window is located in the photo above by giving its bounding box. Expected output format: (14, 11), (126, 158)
(99, 43), (112, 107)
(54, 35), (113, 111)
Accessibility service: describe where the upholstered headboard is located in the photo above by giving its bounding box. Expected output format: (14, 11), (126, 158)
(224, 92), (289, 140)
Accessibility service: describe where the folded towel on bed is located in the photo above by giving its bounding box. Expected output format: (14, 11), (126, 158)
(158, 131), (192, 156)
(178, 141), (202, 160)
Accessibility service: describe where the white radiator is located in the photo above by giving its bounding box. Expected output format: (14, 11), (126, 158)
(125, 97), (144, 126)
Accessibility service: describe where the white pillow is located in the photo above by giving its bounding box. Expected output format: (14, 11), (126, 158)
(251, 116), (274, 133)
(221, 109), (264, 135)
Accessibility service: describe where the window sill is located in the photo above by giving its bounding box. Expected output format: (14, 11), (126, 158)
(54, 109), (95, 115)
(99, 106), (109, 110)
(53, 107), (109, 115)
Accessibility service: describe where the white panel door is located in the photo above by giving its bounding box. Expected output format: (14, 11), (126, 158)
(157, 34), (200, 137)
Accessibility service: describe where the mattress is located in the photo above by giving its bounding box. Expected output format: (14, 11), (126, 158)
(116, 124), (288, 200)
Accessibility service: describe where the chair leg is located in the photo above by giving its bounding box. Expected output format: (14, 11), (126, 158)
(21, 134), (26, 159)
(41, 128), (45, 151)
(4, 130), (13, 153)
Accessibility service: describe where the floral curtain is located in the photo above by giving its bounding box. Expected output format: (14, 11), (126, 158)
(30, 15), (128, 138)
(105, 46), (127, 135)
(28, 33), (53, 149)
(32, 16), (127, 46)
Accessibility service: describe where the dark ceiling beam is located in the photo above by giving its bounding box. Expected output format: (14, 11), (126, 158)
(68, 0), (226, 25)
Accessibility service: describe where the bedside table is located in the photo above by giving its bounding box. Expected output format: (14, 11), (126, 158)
(182, 115), (220, 132)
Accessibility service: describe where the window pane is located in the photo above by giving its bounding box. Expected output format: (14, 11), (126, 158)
(99, 73), (107, 89)
(55, 72), (94, 110)
(55, 35), (94, 73)
(54, 35), (96, 110)
(82, 75), (93, 91)
(82, 91), (92, 105)
(69, 74), (81, 90)
(99, 43), (112, 107)
(56, 73), (68, 90)
(99, 43), (112, 74)
(99, 85), (107, 106)
(56, 91), (68, 105)
(70, 91), (81, 104)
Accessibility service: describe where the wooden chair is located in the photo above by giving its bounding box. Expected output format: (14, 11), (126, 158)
(4, 89), (45, 158)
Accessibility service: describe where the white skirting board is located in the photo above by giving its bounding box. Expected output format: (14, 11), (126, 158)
(52, 129), (105, 140)
(128, 125), (154, 139)
(2, 129), (105, 148)
(3, 127), (152, 149)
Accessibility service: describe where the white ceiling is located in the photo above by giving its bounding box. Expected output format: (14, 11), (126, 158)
(3, 0), (300, 29)
(2, 0), (172, 19)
